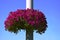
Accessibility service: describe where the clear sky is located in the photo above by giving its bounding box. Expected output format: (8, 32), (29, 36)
(0, 0), (60, 40)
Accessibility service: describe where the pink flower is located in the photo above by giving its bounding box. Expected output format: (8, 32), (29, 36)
(35, 21), (39, 24)
(28, 21), (31, 25)
(4, 9), (47, 34)
(31, 21), (35, 26)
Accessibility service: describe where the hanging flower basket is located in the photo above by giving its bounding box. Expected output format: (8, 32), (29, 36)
(4, 9), (47, 34)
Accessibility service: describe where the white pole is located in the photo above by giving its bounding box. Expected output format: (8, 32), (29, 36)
(26, 0), (33, 9)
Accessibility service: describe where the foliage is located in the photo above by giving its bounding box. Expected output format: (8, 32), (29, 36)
(4, 9), (47, 34)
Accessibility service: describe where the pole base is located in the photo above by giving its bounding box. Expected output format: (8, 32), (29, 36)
(26, 30), (33, 40)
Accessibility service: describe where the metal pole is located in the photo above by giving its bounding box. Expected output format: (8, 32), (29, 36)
(26, 30), (33, 40)
(26, 0), (33, 40)
(26, 0), (33, 9)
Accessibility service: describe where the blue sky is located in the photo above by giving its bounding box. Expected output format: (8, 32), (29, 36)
(0, 0), (60, 40)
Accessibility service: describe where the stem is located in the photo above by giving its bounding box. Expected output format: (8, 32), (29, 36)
(26, 30), (33, 40)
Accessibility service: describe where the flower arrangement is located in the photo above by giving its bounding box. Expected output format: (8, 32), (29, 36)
(4, 9), (47, 34)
